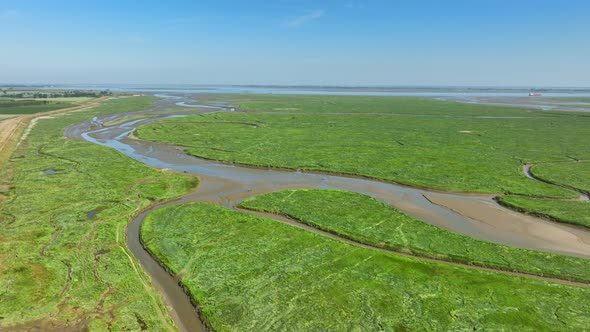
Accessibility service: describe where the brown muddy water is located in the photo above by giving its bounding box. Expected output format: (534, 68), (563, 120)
(64, 95), (590, 331)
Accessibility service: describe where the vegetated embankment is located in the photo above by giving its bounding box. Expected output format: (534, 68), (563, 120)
(141, 201), (590, 332)
(0, 96), (197, 331)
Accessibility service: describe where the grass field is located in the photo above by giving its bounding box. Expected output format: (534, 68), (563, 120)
(0, 100), (74, 115)
(494, 162), (590, 229)
(0, 96), (197, 330)
(220, 94), (566, 116)
(532, 162), (590, 193)
(137, 96), (590, 199)
(142, 202), (590, 332)
(240, 189), (590, 282)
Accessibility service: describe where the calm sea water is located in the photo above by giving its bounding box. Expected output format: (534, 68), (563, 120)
(40, 84), (590, 98)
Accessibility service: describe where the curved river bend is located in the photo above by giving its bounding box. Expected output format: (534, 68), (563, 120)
(65, 96), (590, 331)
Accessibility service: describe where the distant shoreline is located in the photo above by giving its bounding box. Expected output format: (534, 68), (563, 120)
(3, 84), (590, 98)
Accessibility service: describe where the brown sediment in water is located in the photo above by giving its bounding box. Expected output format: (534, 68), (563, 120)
(422, 193), (590, 253)
(127, 191), (211, 332)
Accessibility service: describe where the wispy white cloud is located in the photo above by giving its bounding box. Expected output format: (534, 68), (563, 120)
(284, 10), (325, 28)
(0, 9), (18, 19)
(344, 2), (365, 9)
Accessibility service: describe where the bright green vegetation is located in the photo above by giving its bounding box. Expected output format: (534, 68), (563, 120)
(142, 202), (590, 332)
(0, 100), (74, 115)
(136, 95), (590, 199)
(221, 94), (558, 116)
(495, 162), (590, 229)
(0, 96), (197, 330)
(240, 189), (590, 282)
(498, 196), (590, 228)
(533, 162), (590, 194)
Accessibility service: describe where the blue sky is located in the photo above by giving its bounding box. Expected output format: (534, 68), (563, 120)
(1, 0), (589, 86)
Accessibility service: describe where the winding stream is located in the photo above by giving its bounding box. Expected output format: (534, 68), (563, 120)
(523, 164), (590, 202)
(65, 95), (590, 331)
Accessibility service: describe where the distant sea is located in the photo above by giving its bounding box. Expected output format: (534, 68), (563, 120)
(12, 84), (590, 98)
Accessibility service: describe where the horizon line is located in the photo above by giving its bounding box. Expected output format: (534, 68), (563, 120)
(2, 83), (590, 90)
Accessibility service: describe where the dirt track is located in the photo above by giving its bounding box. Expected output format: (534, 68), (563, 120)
(0, 97), (109, 205)
(0, 97), (109, 169)
(0, 117), (28, 167)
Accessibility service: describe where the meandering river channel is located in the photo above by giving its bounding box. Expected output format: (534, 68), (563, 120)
(64, 95), (590, 331)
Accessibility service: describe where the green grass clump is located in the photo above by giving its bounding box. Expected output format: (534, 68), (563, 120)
(141, 202), (590, 332)
(137, 95), (590, 198)
(0, 96), (196, 330)
(532, 162), (590, 193)
(0, 100), (73, 114)
(90, 96), (157, 115)
(240, 189), (590, 282)
(494, 163), (590, 227)
(498, 196), (590, 228)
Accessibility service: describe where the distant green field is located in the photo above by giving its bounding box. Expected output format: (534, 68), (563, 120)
(142, 202), (590, 332)
(0, 100), (73, 114)
(220, 94), (557, 116)
(240, 189), (590, 282)
(0, 96), (196, 330)
(533, 162), (590, 193)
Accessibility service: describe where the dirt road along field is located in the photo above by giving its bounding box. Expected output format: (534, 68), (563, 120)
(0, 97), (109, 203)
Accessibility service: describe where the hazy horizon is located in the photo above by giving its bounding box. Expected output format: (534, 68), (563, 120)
(2, 0), (589, 87)
(0, 82), (590, 90)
